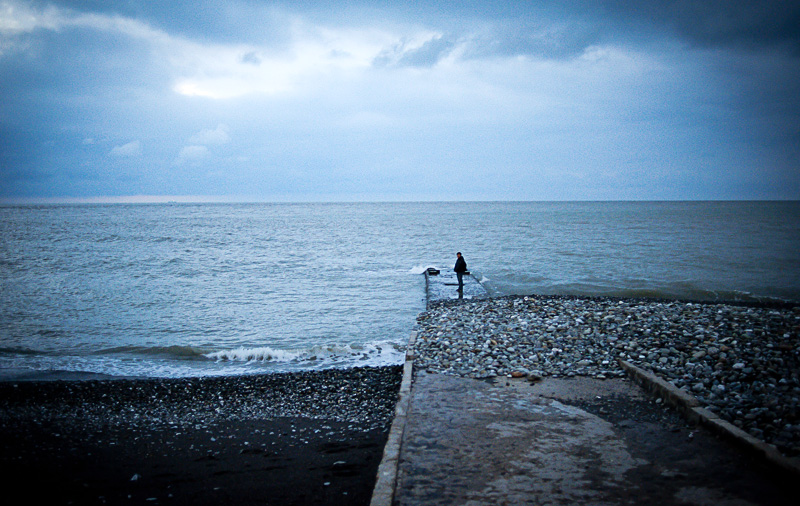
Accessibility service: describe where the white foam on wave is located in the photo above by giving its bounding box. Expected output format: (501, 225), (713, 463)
(0, 340), (408, 380)
(408, 265), (438, 275)
(205, 340), (405, 368)
(0, 353), (224, 380)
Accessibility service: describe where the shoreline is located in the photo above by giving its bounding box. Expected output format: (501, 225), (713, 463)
(3, 293), (799, 503)
(0, 368), (144, 382)
(0, 366), (402, 506)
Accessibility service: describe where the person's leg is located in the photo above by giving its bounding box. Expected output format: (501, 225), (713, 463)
(457, 272), (463, 290)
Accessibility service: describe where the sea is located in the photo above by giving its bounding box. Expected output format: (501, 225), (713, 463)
(1, 201), (798, 381)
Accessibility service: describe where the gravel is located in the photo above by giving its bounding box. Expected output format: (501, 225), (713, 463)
(0, 366), (402, 506)
(0, 365), (403, 437)
(411, 295), (800, 457)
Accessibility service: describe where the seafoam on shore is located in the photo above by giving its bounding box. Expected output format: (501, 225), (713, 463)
(411, 295), (800, 457)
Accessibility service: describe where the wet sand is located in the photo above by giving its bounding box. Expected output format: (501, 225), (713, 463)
(0, 366), (402, 506)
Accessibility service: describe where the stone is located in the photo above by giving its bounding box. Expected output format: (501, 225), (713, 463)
(411, 294), (800, 458)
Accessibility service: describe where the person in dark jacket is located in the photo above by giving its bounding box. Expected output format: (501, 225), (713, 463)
(454, 252), (467, 292)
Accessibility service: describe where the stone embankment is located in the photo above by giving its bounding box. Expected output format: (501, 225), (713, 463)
(411, 295), (800, 458)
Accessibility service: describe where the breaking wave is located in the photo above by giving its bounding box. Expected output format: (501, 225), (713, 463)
(205, 341), (405, 368)
(408, 265), (439, 275)
(0, 340), (407, 381)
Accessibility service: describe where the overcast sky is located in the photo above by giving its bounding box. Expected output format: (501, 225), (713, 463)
(1, 0), (799, 202)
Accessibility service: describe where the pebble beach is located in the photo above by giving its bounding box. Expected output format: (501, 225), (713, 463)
(0, 366), (402, 506)
(412, 295), (800, 458)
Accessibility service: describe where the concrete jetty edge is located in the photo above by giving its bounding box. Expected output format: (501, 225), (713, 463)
(370, 331), (417, 506)
(619, 359), (800, 480)
(370, 284), (799, 504)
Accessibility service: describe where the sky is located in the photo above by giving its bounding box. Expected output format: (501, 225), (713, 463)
(1, 0), (799, 202)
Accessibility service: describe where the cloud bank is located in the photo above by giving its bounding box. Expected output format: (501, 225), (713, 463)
(0, 0), (798, 201)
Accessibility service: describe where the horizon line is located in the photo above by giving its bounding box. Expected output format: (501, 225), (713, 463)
(1, 195), (798, 205)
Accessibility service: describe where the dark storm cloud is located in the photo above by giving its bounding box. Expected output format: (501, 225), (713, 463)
(43, 1), (800, 61)
(427, 1), (800, 58)
(588, 0), (800, 52)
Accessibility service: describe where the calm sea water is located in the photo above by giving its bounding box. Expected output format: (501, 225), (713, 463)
(1, 201), (798, 380)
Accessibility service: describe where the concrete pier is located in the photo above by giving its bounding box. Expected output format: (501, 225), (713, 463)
(371, 275), (797, 506)
(423, 268), (487, 307)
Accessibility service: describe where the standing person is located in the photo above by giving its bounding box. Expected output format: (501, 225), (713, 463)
(454, 252), (467, 292)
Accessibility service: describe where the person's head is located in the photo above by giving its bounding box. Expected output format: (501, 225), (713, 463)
(456, 252), (462, 257)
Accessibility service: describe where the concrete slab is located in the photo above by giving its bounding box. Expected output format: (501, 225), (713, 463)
(424, 270), (487, 307)
(393, 372), (796, 506)
(372, 276), (797, 506)
(370, 333), (417, 506)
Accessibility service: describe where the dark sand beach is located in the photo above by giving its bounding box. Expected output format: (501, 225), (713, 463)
(0, 366), (402, 506)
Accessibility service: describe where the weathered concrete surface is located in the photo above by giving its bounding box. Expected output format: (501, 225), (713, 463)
(371, 332), (417, 506)
(620, 360), (800, 479)
(424, 270), (487, 307)
(394, 371), (797, 506)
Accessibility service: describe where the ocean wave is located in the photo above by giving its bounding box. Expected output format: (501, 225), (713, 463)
(98, 345), (210, 359)
(490, 276), (794, 304)
(605, 286), (792, 304)
(0, 341), (405, 380)
(0, 346), (46, 356)
(205, 341), (404, 367)
(1, 341), (408, 380)
(408, 265), (438, 275)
